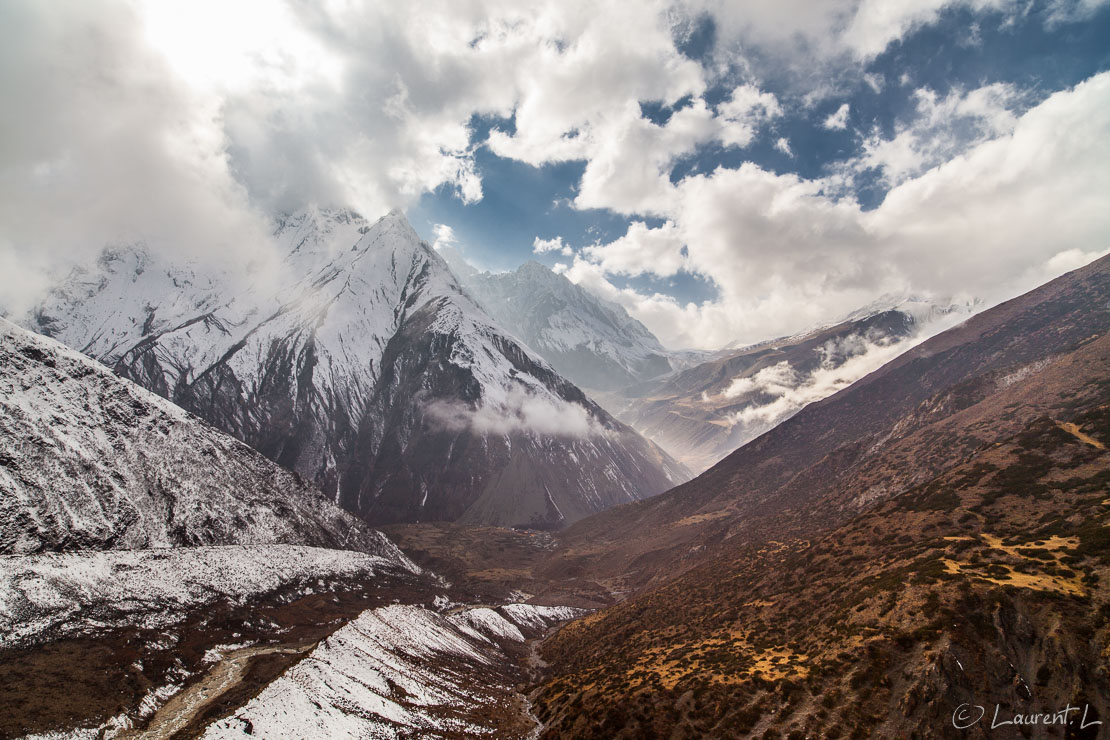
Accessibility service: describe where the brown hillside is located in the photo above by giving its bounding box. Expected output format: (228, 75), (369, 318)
(543, 254), (1110, 595)
(534, 401), (1110, 738)
(525, 255), (1110, 738)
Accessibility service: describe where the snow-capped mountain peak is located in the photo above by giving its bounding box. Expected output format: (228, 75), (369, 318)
(451, 258), (673, 391)
(27, 208), (686, 529)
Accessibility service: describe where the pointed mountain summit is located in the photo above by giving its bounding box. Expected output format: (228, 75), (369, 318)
(29, 208), (687, 529)
(452, 259), (673, 391)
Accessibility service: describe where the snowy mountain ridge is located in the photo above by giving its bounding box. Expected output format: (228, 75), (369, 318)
(28, 208), (686, 529)
(449, 258), (673, 392)
(202, 603), (587, 739)
(0, 544), (411, 650)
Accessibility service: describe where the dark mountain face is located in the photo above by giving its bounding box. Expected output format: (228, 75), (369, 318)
(330, 296), (685, 528)
(528, 256), (1110, 739)
(27, 209), (687, 530)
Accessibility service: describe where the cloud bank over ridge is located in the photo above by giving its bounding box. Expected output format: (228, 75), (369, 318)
(1, 0), (1107, 350)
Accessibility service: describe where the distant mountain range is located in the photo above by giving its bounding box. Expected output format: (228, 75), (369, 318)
(595, 297), (977, 472)
(25, 209), (687, 529)
(441, 249), (980, 474)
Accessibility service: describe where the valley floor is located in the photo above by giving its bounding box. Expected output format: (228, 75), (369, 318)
(1, 543), (587, 740)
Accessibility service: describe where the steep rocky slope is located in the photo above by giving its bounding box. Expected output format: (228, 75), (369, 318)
(0, 544), (409, 649)
(27, 209), (686, 529)
(201, 603), (585, 740)
(0, 318), (404, 557)
(535, 407), (1110, 738)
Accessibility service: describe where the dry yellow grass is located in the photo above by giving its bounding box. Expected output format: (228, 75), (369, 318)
(1056, 420), (1106, 450)
(674, 509), (734, 527)
(624, 628), (808, 690)
(942, 531), (1083, 595)
(980, 533), (1077, 556)
(556, 610), (608, 635)
(942, 558), (1083, 595)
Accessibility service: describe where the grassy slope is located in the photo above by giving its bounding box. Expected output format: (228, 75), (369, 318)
(534, 403), (1110, 738)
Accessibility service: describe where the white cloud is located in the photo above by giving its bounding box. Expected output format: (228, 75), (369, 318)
(688, 0), (1098, 87)
(582, 221), (688, 277)
(848, 82), (1025, 186)
(716, 85), (784, 147)
(432, 224), (458, 251)
(1044, 0), (1110, 24)
(423, 386), (606, 438)
(839, 0), (1016, 60)
(560, 72), (1110, 349)
(482, 1), (708, 176)
(867, 72), (1110, 294)
(824, 103), (851, 130)
(556, 90), (783, 216)
(5, 0), (1108, 348)
(726, 335), (911, 427)
(0, 0), (714, 311)
(774, 137), (794, 156)
(533, 236), (573, 256)
(722, 361), (798, 399)
(0, 2), (277, 316)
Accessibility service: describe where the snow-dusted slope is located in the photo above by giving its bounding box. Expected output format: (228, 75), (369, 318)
(202, 603), (587, 739)
(0, 318), (408, 557)
(455, 260), (672, 391)
(0, 544), (414, 649)
(28, 209), (686, 529)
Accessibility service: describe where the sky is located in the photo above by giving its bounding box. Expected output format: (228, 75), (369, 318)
(1, 1), (1109, 349)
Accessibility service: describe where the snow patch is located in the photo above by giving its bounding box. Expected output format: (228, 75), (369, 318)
(202, 603), (584, 740)
(0, 545), (411, 648)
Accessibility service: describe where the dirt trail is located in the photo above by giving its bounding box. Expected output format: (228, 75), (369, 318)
(117, 642), (314, 740)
